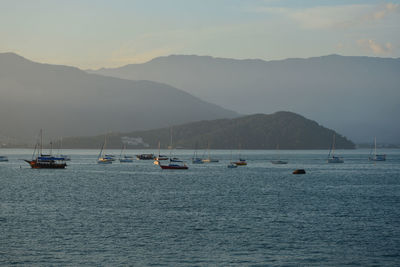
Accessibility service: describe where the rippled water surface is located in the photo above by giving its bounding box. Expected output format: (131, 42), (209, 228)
(1, 149), (400, 266)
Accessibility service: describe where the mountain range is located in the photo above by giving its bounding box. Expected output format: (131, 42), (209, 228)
(90, 54), (400, 143)
(0, 52), (237, 142)
(62, 111), (355, 150)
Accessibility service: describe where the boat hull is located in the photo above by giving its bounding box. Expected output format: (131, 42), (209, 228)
(369, 154), (386, 161)
(119, 159), (133, 163)
(25, 160), (67, 169)
(327, 157), (344, 163)
(271, 160), (288, 164)
(159, 164), (188, 170)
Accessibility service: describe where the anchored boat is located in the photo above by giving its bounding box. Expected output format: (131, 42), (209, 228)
(327, 134), (344, 163)
(25, 130), (67, 169)
(369, 137), (386, 161)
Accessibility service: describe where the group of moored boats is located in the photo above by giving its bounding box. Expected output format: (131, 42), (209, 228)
(0, 132), (387, 169)
(326, 135), (386, 163)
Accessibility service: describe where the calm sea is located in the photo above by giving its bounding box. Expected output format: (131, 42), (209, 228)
(1, 149), (400, 266)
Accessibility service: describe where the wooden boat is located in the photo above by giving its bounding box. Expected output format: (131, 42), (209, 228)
(25, 156), (67, 169)
(293, 169), (306, 174)
(25, 130), (67, 169)
(235, 158), (247, 166)
(234, 145), (247, 166)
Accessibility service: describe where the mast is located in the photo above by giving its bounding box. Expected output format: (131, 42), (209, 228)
(374, 136), (377, 156)
(332, 134), (336, 157)
(98, 134), (107, 159)
(169, 127), (173, 158)
(208, 142), (210, 159)
(277, 143), (280, 160)
(40, 129), (43, 156)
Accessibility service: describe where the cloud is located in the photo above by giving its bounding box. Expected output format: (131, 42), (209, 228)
(357, 39), (393, 55)
(252, 2), (399, 30)
(368, 2), (399, 20)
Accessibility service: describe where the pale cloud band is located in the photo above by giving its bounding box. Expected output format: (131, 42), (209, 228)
(357, 39), (393, 55)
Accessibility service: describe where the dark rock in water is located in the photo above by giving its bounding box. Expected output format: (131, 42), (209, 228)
(293, 169), (306, 174)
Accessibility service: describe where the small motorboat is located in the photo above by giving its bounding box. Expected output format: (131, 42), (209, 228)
(136, 154), (155, 160)
(271, 160), (288, 164)
(227, 162), (238, 168)
(293, 169), (306, 174)
(0, 156), (9, 162)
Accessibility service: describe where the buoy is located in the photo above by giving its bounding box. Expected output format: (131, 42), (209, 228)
(293, 169), (306, 174)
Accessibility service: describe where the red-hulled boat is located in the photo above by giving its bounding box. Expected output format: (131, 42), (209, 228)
(25, 156), (67, 169)
(159, 161), (188, 170)
(24, 130), (67, 169)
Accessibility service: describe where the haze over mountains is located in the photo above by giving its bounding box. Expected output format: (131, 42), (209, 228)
(91, 54), (400, 143)
(0, 53), (237, 142)
(62, 111), (355, 150)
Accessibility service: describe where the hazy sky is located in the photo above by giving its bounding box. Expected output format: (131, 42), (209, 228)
(1, 0), (399, 69)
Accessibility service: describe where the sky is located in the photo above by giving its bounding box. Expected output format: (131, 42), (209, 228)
(0, 0), (399, 69)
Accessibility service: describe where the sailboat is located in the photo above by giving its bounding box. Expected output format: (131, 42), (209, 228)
(159, 127), (188, 169)
(98, 134), (113, 164)
(271, 144), (288, 164)
(57, 137), (70, 161)
(192, 142), (203, 164)
(24, 129), (67, 169)
(227, 150), (238, 168)
(119, 144), (134, 163)
(202, 142), (219, 163)
(154, 141), (169, 165)
(369, 137), (386, 161)
(327, 134), (344, 163)
(234, 144), (247, 166)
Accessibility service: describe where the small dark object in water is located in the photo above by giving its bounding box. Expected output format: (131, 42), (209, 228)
(293, 169), (306, 174)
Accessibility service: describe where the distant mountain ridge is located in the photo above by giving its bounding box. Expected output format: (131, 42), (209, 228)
(90, 54), (400, 143)
(62, 111), (355, 149)
(0, 52), (237, 142)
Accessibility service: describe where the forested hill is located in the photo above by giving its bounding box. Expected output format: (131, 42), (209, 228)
(62, 111), (355, 149)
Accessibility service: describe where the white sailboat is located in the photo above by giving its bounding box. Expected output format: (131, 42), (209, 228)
(327, 134), (344, 163)
(369, 137), (386, 161)
(202, 142), (219, 163)
(271, 144), (288, 164)
(227, 150), (237, 168)
(154, 141), (168, 165)
(119, 144), (134, 163)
